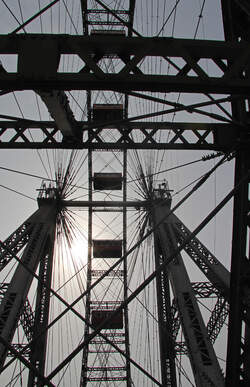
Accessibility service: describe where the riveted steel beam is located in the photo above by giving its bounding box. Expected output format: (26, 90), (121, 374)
(0, 120), (240, 150)
(1, 35), (250, 94)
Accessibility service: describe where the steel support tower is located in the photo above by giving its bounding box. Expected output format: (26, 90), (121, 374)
(79, 3), (134, 385)
(0, 1), (249, 386)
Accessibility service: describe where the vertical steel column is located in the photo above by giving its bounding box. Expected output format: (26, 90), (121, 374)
(28, 233), (56, 387)
(152, 198), (225, 387)
(79, 2), (92, 382)
(124, 9), (135, 383)
(79, 3), (92, 384)
(123, 95), (131, 386)
(80, 90), (92, 387)
(226, 150), (250, 385)
(153, 232), (177, 387)
(128, 0), (135, 37)
(221, 1), (250, 384)
(81, 0), (88, 35)
(0, 204), (57, 369)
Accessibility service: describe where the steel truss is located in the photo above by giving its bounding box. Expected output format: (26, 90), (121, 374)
(1, 35), (250, 94)
(0, 0), (249, 386)
(79, 2), (132, 386)
(221, 1), (250, 385)
(0, 201), (57, 384)
(151, 198), (225, 386)
(0, 121), (238, 150)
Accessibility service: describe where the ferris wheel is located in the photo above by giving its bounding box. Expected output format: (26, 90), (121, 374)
(0, 1), (249, 386)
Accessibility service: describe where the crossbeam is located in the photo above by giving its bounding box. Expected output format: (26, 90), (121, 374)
(61, 200), (149, 208)
(0, 121), (239, 150)
(0, 35), (250, 94)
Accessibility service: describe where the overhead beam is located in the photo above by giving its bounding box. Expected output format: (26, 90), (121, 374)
(1, 35), (250, 94)
(1, 73), (249, 95)
(0, 120), (233, 130)
(0, 34), (245, 56)
(0, 121), (241, 150)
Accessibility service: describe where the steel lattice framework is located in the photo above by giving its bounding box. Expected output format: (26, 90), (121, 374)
(0, 35), (250, 94)
(0, 0), (249, 386)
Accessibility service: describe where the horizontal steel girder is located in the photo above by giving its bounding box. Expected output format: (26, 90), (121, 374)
(0, 121), (240, 150)
(0, 35), (250, 94)
(60, 200), (148, 208)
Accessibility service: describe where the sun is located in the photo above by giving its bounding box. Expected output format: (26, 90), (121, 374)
(70, 234), (88, 264)
(71, 235), (88, 262)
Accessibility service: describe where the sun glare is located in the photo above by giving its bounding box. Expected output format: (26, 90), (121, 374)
(71, 236), (88, 264)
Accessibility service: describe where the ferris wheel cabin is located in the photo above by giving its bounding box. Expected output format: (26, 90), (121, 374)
(92, 239), (123, 258)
